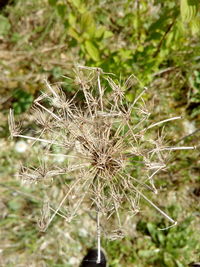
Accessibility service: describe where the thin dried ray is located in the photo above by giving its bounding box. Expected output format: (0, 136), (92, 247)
(124, 74), (138, 90)
(116, 178), (140, 214)
(68, 178), (92, 222)
(145, 116), (182, 131)
(43, 177), (82, 231)
(34, 101), (61, 121)
(145, 162), (166, 169)
(13, 133), (63, 146)
(44, 79), (59, 98)
(128, 175), (156, 193)
(134, 186), (176, 225)
(132, 87), (148, 106)
(76, 65), (115, 77)
(47, 153), (90, 160)
(97, 71), (104, 111)
(150, 146), (196, 153)
(106, 77), (125, 107)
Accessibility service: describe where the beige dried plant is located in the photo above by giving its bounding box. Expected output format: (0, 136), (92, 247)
(8, 65), (195, 263)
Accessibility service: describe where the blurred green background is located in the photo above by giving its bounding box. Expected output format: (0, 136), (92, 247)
(0, 0), (200, 266)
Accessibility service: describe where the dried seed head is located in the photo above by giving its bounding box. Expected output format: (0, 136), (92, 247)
(10, 66), (194, 234)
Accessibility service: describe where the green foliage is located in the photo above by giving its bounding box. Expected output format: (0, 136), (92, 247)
(0, 15), (11, 36)
(2, 0), (199, 99)
(192, 70), (200, 89)
(12, 89), (33, 114)
(136, 215), (199, 267)
(103, 215), (199, 266)
(84, 40), (100, 62)
(48, 0), (57, 6)
(51, 66), (63, 79)
(180, 0), (200, 34)
(180, 0), (199, 22)
(45, 0), (195, 81)
(188, 70), (200, 117)
(8, 198), (23, 211)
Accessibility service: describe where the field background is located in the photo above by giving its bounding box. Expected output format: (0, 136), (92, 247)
(0, 0), (200, 266)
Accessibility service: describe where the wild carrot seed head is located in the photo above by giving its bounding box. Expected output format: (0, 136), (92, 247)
(8, 66), (195, 233)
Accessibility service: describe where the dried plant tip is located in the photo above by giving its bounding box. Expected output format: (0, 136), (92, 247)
(8, 109), (21, 138)
(37, 198), (50, 232)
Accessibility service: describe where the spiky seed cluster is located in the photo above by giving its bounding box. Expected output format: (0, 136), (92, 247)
(9, 65), (195, 234)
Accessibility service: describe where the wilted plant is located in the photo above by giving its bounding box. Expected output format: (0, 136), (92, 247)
(8, 65), (195, 263)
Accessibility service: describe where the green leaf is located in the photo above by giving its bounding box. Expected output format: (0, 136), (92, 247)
(51, 66), (63, 79)
(8, 199), (22, 211)
(187, 0), (199, 5)
(147, 222), (157, 242)
(126, 93), (134, 102)
(138, 249), (154, 258)
(48, 0), (57, 6)
(56, 4), (67, 18)
(149, 15), (168, 32)
(103, 30), (113, 38)
(118, 49), (132, 60)
(0, 15), (11, 36)
(157, 232), (165, 245)
(138, 248), (159, 258)
(12, 89), (33, 114)
(163, 252), (175, 267)
(190, 16), (200, 34)
(80, 12), (94, 32)
(68, 27), (82, 42)
(69, 0), (81, 8)
(11, 33), (22, 43)
(95, 26), (106, 39)
(148, 31), (163, 40)
(68, 13), (76, 27)
(69, 0), (86, 13)
(175, 260), (185, 267)
(84, 40), (100, 61)
(180, 0), (198, 22)
(80, 12), (97, 38)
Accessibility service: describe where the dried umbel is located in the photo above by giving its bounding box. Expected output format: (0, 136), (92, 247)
(9, 66), (195, 262)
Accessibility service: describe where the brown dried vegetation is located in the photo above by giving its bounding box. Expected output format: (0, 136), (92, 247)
(9, 66), (195, 236)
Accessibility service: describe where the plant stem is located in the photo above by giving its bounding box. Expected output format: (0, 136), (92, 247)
(96, 210), (101, 264)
